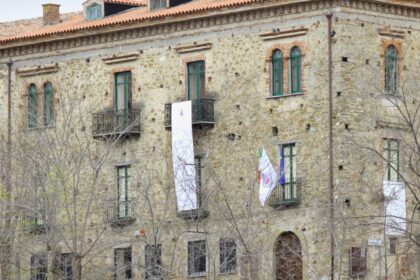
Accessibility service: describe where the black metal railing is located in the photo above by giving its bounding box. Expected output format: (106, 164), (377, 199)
(104, 199), (136, 226)
(177, 191), (209, 220)
(165, 99), (215, 128)
(92, 109), (141, 138)
(21, 214), (46, 233)
(267, 178), (302, 208)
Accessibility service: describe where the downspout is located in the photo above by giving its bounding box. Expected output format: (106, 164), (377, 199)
(326, 13), (335, 280)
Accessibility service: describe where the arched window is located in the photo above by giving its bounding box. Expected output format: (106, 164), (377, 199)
(43, 82), (54, 126)
(385, 45), (398, 93)
(290, 47), (302, 94)
(275, 232), (302, 280)
(28, 84), (37, 128)
(272, 49), (283, 96)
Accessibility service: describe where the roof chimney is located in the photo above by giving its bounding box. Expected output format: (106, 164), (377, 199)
(42, 3), (60, 25)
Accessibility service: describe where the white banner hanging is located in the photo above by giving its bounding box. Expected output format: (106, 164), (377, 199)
(171, 101), (197, 211)
(383, 181), (406, 236)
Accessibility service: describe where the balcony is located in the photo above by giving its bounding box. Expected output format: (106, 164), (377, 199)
(92, 109), (140, 139)
(177, 192), (209, 220)
(21, 214), (46, 234)
(266, 178), (302, 209)
(165, 99), (215, 129)
(104, 199), (136, 227)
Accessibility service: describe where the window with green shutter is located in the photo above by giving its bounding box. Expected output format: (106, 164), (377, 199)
(385, 45), (398, 94)
(114, 72), (132, 111)
(28, 84), (38, 128)
(43, 82), (54, 126)
(383, 139), (400, 181)
(117, 165), (130, 218)
(187, 61), (205, 100)
(271, 49), (283, 96)
(86, 3), (102, 20)
(281, 144), (297, 200)
(290, 47), (302, 94)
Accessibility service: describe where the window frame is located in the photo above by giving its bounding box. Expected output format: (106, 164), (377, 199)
(116, 165), (131, 218)
(271, 49), (283, 96)
(219, 238), (237, 274)
(290, 47), (302, 94)
(383, 139), (400, 182)
(43, 82), (54, 126)
(31, 253), (48, 280)
(86, 3), (102, 20)
(188, 240), (207, 277)
(280, 143), (297, 201)
(145, 244), (162, 280)
(187, 61), (205, 100)
(114, 72), (132, 112)
(385, 44), (398, 94)
(28, 84), (38, 128)
(114, 247), (132, 280)
(150, 0), (167, 10)
(60, 253), (73, 280)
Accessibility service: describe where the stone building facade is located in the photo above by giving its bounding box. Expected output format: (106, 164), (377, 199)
(0, 0), (419, 279)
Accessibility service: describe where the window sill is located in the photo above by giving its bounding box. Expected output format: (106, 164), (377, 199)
(188, 273), (207, 278)
(26, 125), (56, 131)
(266, 93), (303, 99)
(219, 270), (237, 276)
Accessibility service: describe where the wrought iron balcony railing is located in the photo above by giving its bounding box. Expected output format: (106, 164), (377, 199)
(266, 178), (302, 209)
(177, 191), (209, 220)
(165, 99), (215, 129)
(92, 109), (141, 139)
(104, 199), (136, 226)
(21, 214), (46, 234)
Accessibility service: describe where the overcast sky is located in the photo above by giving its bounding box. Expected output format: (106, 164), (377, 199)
(0, 1), (82, 22)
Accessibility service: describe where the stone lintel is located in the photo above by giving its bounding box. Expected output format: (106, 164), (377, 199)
(174, 42), (212, 54)
(16, 63), (60, 77)
(259, 28), (308, 41)
(102, 52), (140, 64)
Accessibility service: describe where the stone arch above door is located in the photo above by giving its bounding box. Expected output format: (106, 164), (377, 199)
(275, 231), (303, 280)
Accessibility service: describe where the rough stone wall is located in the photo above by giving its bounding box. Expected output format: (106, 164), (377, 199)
(0, 2), (418, 280)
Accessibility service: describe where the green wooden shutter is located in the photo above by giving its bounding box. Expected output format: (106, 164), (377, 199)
(272, 50), (283, 96)
(290, 47), (302, 94)
(385, 45), (398, 94)
(28, 84), (37, 128)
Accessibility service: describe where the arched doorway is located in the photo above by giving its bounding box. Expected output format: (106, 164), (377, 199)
(275, 232), (303, 280)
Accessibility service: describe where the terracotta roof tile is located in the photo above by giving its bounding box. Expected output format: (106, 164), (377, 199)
(104, 0), (146, 6)
(0, 0), (263, 44)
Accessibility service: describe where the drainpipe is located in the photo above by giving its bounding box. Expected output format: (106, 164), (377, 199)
(1, 61), (13, 280)
(326, 13), (335, 280)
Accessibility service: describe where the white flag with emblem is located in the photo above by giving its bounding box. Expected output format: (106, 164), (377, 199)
(258, 148), (278, 206)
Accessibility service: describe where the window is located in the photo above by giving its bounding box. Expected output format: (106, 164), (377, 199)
(117, 165), (130, 218)
(115, 72), (132, 112)
(86, 3), (102, 20)
(188, 240), (206, 277)
(271, 49), (283, 96)
(195, 156), (203, 207)
(43, 82), (54, 126)
(389, 236), (397, 255)
(219, 239), (236, 274)
(60, 253), (73, 280)
(187, 61), (205, 100)
(28, 84), (38, 128)
(349, 247), (367, 277)
(115, 247), (132, 280)
(385, 45), (398, 94)
(290, 47), (302, 94)
(31, 254), (48, 280)
(383, 139), (400, 181)
(150, 0), (166, 10)
(145, 245), (162, 280)
(280, 144), (297, 200)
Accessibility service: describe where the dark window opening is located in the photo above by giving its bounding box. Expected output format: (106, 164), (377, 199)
(188, 240), (206, 277)
(219, 239), (236, 274)
(115, 247), (132, 280)
(145, 245), (162, 280)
